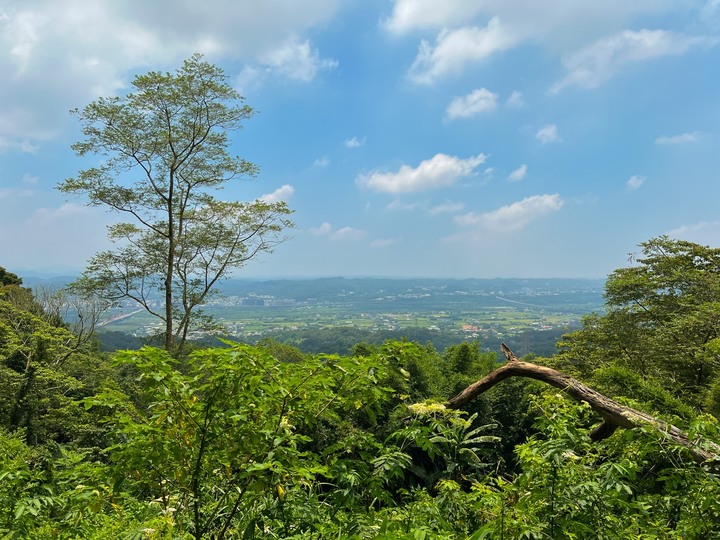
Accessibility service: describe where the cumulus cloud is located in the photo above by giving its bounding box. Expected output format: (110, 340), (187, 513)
(455, 194), (564, 231)
(430, 201), (465, 215)
(345, 136), (366, 148)
(313, 156), (330, 167)
(259, 184), (294, 203)
(331, 226), (367, 241)
(384, 0), (677, 43)
(370, 237), (401, 248)
(655, 131), (700, 145)
(31, 202), (93, 221)
(626, 175), (646, 190)
(358, 153), (487, 194)
(0, 187), (35, 199)
(536, 124), (560, 143)
(21, 173), (39, 185)
(506, 90), (524, 108)
(0, 136), (39, 154)
(387, 199), (420, 211)
(702, 0), (720, 28)
(309, 222), (367, 241)
(1, 201), (114, 272)
(0, 0), (342, 148)
(390, 1), (688, 85)
(446, 88), (498, 119)
(408, 19), (519, 84)
(552, 29), (718, 93)
(384, 0), (485, 33)
(507, 164), (527, 182)
(667, 220), (720, 245)
(310, 222), (333, 235)
(257, 36), (338, 82)
(238, 36), (338, 88)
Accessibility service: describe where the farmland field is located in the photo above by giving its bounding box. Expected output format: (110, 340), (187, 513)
(97, 277), (606, 355)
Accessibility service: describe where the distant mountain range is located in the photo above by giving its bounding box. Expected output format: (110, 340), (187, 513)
(19, 275), (606, 303)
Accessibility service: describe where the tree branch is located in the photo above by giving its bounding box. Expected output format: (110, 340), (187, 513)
(447, 344), (720, 464)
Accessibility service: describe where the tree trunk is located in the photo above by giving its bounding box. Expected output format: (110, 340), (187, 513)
(447, 344), (720, 464)
(165, 189), (175, 353)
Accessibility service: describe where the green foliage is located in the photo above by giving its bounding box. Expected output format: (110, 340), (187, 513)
(393, 402), (499, 488)
(0, 296), (111, 447)
(0, 267), (22, 287)
(377, 340), (444, 401)
(592, 365), (696, 419)
(558, 236), (720, 412)
(6, 237), (720, 538)
(0, 428), (157, 539)
(59, 54), (293, 353)
(256, 337), (308, 363)
(85, 342), (398, 538)
(468, 393), (720, 539)
(441, 342), (496, 396)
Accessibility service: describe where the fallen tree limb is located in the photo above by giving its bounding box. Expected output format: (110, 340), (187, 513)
(447, 344), (720, 464)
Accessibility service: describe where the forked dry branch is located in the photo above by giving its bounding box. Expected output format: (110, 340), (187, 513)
(447, 344), (720, 464)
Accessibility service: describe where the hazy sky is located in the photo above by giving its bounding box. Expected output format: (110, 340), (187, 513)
(2, 1), (720, 279)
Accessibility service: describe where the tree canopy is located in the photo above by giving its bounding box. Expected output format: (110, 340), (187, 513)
(59, 54), (293, 353)
(557, 236), (720, 413)
(0, 267), (22, 287)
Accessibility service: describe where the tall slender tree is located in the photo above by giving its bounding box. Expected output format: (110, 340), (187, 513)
(59, 55), (293, 353)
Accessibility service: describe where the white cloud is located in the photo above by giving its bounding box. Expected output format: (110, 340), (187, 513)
(385, 0), (678, 43)
(239, 36), (338, 88)
(345, 136), (366, 148)
(0, 187), (35, 199)
(309, 222), (367, 241)
(506, 90), (524, 108)
(331, 226), (367, 241)
(408, 19), (519, 84)
(358, 153), (487, 194)
(655, 131), (700, 145)
(1, 201), (114, 272)
(389, 1), (686, 85)
(0, 136), (39, 154)
(387, 199), (419, 211)
(667, 220), (720, 245)
(370, 237), (401, 248)
(0, 0), (342, 148)
(702, 0), (720, 27)
(5, 9), (45, 74)
(455, 194), (564, 231)
(536, 124), (560, 143)
(446, 88), (498, 119)
(552, 29), (718, 93)
(31, 202), (92, 221)
(259, 184), (294, 203)
(626, 175), (646, 190)
(258, 36), (338, 82)
(430, 201), (465, 215)
(21, 173), (39, 185)
(234, 65), (261, 91)
(384, 0), (485, 33)
(310, 222), (333, 235)
(313, 156), (330, 167)
(507, 164), (527, 182)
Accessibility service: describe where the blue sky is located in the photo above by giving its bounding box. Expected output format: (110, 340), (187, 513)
(1, 1), (720, 279)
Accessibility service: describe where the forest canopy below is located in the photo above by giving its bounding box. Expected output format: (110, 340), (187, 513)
(2, 236), (720, 539)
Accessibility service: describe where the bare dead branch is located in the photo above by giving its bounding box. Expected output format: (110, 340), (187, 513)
(447, 344), (720, 464)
